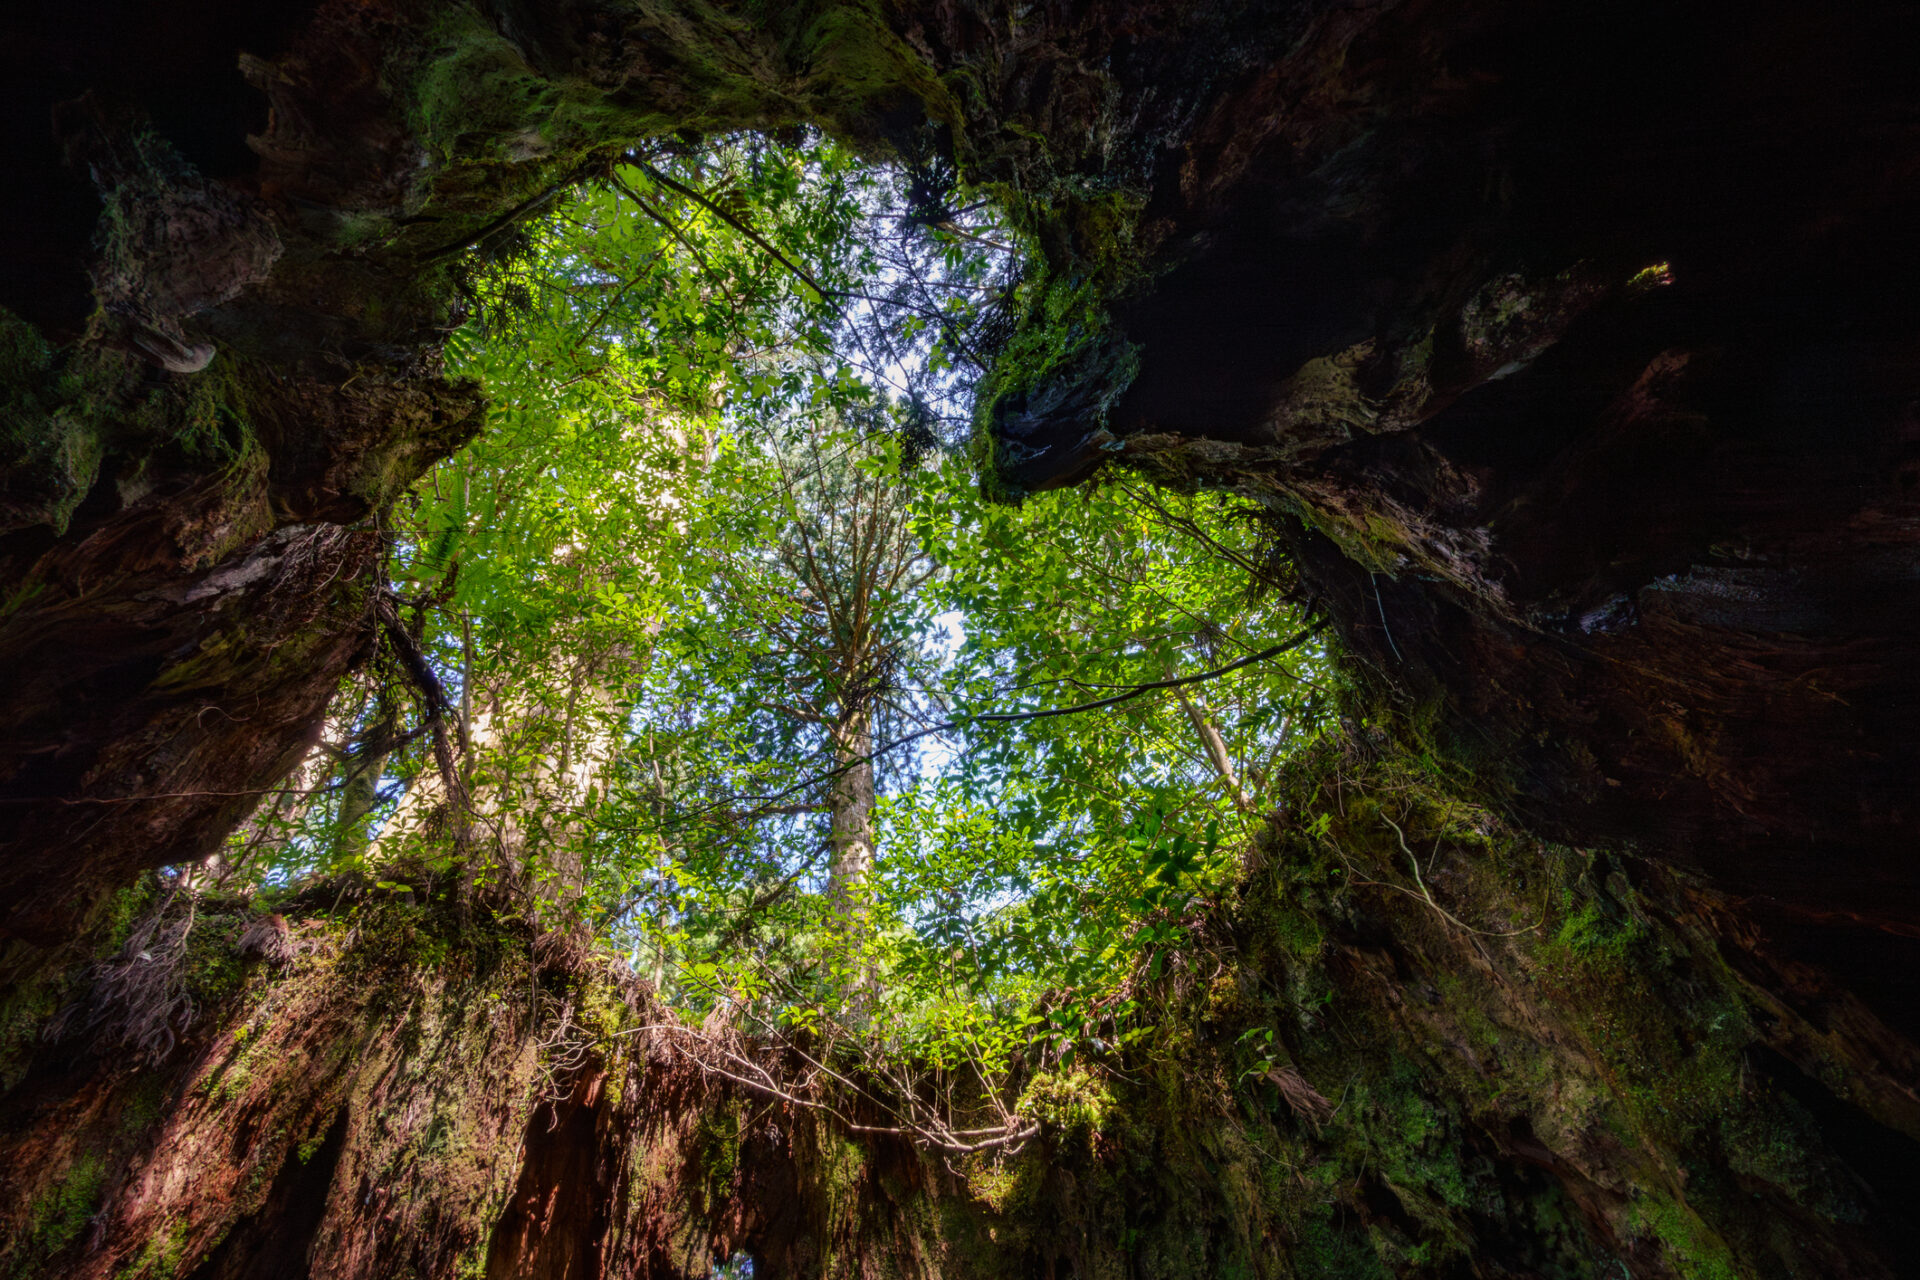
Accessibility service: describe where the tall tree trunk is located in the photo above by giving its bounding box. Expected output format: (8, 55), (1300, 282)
(330, 699), (395, 868)
(824, 709), (875, 908)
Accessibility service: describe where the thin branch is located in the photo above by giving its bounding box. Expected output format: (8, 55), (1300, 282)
(728, 622), (1325, 813)
(416, 173), (582, 264)
(374, 593), (471, 846)
(631, 159), (831, 301)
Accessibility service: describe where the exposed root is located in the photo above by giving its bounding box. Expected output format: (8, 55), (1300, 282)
(1265, 1064), (1334, 1129)
(531, 991), (596, 1110)
(631, 1019), (1041, 1156)
(1364, 813), (1542, 939)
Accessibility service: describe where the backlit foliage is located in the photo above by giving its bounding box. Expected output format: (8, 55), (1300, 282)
(217, 130), (1329, 1096)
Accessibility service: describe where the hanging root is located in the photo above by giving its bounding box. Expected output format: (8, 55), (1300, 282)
(1265, 1064), (1334, 1129)
(629, 1018), (1041, 1156)
(46, 894), (200, 1065)
(236, 913), (297, 966)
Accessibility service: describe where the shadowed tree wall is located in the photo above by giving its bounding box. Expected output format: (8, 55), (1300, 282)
(3, 0), (1919, 1276)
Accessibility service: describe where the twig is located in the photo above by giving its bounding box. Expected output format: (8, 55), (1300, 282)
(630, 160), (831, 302)
(374, 592), (471, 848)
(1371, 573), (1405, 665)
(633, 1022), (1038, 1154)
(415, 174), (581, 264)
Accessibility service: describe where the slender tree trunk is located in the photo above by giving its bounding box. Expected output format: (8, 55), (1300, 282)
(825, 708), (875, 906)
(371, 653), (623, 922)
(644, 750), (678, 992)
(1175, 689), (1254, 817)
(330, 701), (395, 867)
(825, 702), (876, 1001)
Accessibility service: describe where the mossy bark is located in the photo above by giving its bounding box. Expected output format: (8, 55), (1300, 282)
(957, 0), (1920, 947)
(0, 888), (646, 1279)
(0, 0), (926, 952)
(12, 0), (1916, 960)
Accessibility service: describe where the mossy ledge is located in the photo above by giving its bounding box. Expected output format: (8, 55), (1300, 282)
(2, 738), (1914, 1278)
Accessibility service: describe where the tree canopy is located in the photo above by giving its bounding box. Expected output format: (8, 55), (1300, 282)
(212, 129), (1330, 1129)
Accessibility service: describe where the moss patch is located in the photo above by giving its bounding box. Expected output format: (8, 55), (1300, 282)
(25, 1153), (106, 1263)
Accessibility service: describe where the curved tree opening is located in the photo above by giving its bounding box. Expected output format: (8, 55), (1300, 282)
(3, 2), (1919, 1277)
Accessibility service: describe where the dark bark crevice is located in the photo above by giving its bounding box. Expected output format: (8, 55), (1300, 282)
(184, 1108), (350, 1280)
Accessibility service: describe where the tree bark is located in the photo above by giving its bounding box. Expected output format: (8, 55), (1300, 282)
(2, 1), (1920, 1274)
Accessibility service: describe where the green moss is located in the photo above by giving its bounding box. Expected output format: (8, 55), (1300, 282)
(0, 979), (62, 1096)
(1294, 1214), (1391, 1280)
(0, 305), (52, 388)
(819, 1129), (866, 1201)
(182, 914), (251, 1008)
(1628, 1196), (1739, 1280)
(963, 1149), (1043, 1216)
(411, 10), (626, 167)
(24, 1154), (106, 1262)
(790, 6), (948, 120)
(0, 308), (106, 536)
(1335, 1064), (1473, 1257)
(972, 270), (1142, 501)
(163, 359), (255, 467)
(0, 296), (273, 571)
(1543, 901), (1643, 967)
(101, 881), (158, 955)
(0, 741), (1857, 1278)
(1017, 1067), (1114, 1136)
(401, 0), (937, 246)
(119, 1075), (169, 1136)
(691, 1101), (743, 1215)
(120, 1219), (192, 1280)
(574, 971), (631, 1044)
(202, 1051), (254, 1108)
(1720, 1096), (1857, 1222)
(1281, 501), (1414, 577)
